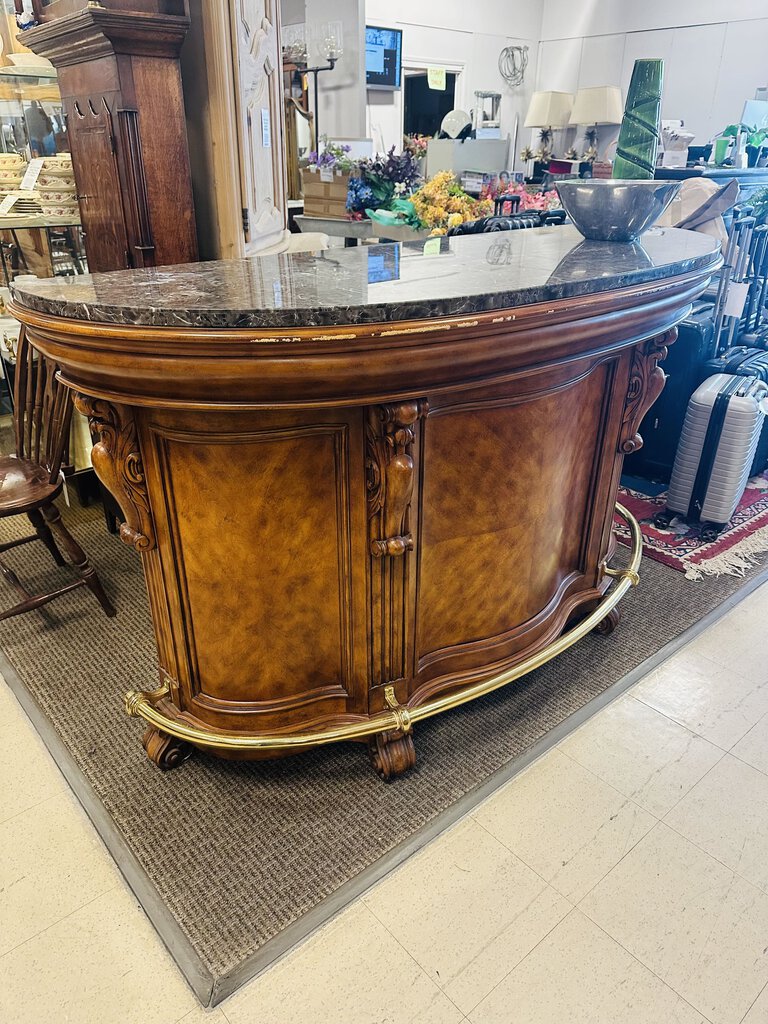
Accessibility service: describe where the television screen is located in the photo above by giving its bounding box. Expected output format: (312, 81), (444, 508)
(366, 25), (402, 90)
(367, 245), (401, 284)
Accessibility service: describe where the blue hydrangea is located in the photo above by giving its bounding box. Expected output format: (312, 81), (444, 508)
(347, 178), (375, 212)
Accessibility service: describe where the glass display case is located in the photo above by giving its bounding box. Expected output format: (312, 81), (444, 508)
(0, 63), (85, 284)
(0, 65), (66, 157)
(0, 15), (86, 458)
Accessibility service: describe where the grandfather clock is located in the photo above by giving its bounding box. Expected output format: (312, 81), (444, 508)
(21, 0), (198, 272)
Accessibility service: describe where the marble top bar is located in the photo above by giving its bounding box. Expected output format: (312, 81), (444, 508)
(11, 225), (720, 331)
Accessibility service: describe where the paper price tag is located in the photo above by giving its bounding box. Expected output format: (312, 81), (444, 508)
(319, 166), (334, 183)
(0, 194), (19, 215)
(20, 158), (44, 192)
(723, 281), (750, 319)
(422, 237), (441, 256)
(260, 108), (271, 149)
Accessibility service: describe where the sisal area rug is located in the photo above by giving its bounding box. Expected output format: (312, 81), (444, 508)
(616, 472), (768, 579)
(0, 500), (766, 1005)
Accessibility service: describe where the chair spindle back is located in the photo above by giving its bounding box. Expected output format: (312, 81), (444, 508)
(13, 325), (73, 484)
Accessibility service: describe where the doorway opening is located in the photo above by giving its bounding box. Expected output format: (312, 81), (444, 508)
(403, 72), (458, 137)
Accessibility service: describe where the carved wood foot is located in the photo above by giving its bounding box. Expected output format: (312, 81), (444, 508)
(594, 606), (622, 637)
(142, 726), (193, 771)
(368, 728), (416, 781)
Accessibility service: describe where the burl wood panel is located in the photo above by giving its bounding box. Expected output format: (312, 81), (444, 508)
(145, 410), (370, 727)
(416, 364), (613, 667)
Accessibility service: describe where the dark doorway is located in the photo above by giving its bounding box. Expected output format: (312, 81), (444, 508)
(403, 72), (458, 137)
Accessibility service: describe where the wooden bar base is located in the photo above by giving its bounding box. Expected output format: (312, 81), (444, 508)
(10, 229), (720, 779)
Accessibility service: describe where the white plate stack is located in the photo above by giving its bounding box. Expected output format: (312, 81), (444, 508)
(0, 154), (27, 201)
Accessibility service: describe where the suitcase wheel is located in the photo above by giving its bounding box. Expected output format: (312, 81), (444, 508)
(700, 523), (724, 543)
(653, 509), (674, 529)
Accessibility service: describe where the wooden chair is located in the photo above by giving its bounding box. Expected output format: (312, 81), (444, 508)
(0, 326), (115, 621)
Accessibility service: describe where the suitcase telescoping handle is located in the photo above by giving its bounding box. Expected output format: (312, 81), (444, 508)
(713, 212), (756, 353)
(686, 376), (742, 522)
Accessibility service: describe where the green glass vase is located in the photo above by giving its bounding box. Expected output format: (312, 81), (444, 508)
(613, 59), (664, 179)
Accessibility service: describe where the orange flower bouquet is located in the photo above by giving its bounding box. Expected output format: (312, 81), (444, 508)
(410, 171), (492, 235)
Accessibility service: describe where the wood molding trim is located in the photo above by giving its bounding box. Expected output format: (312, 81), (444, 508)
(21, 9), (191, 63)
(196, 0), (244, 259)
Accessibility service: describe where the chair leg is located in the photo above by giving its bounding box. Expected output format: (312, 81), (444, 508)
(41, 502), (116, 618)
(27, 509), (66, 567)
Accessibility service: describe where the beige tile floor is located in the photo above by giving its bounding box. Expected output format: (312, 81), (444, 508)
(2, 584), (768, 1023)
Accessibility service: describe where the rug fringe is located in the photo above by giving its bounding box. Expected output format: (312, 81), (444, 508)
(683, 521), (768, 580)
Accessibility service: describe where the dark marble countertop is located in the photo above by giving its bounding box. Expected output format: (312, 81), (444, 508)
(11, 225), (719, 331)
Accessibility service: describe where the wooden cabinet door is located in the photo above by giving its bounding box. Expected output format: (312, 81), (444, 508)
(230, 0), (287, 253)
(67, 98), (130, 272)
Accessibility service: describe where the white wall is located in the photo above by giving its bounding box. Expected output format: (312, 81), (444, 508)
(365, 0), (544, 167)
(281, 0), (304, 25)
(540, 1), (768, 40)
(285, 0), (367, 139)
(537, 2), (768, 152)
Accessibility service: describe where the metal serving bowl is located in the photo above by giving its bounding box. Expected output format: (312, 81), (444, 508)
(554, 179), (682, 242)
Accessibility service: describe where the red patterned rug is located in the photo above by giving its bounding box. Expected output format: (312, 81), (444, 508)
(616, 473), (768, 579)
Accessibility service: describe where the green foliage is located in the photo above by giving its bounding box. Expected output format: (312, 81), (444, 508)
(366, 199), (421, 228)
(722, 124), (768, 148)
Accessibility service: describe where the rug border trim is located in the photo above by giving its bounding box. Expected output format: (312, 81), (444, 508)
(3, 565), (767, 1008)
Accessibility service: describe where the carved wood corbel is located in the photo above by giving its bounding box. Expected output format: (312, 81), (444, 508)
(366, 400), (428, 558)
(618, 327), (677, 455)
(366, 399), (428, 687)
(73, 395), (155, 551)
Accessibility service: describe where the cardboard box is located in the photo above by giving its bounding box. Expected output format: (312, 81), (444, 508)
(302, 170), (350, 218)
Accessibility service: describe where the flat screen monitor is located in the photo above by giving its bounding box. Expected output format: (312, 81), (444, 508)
(367, 245), (401, 284)
(366, 25), (402, 91)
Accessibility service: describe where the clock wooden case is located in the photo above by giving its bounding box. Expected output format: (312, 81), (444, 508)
(22, 0), (198, 272)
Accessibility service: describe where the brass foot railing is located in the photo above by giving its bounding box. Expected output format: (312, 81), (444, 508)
(125, 502), (642, 753)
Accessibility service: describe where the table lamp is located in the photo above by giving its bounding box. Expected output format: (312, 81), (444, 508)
(523, 91), (573, 158)
(569, 86), (623, 160)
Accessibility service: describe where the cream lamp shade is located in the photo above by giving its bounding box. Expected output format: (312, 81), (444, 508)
(569, 86), (623, 125)
(524, 91), (573, 128)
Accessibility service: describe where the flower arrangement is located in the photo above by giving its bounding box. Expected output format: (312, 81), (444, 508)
(346, 176), (375, 219)
(346, 145), (423, 218)
(479, 181), (561, 214)
(403, 134), (430, 158)
(410, 171), (492, 235)
(305, 137), (356, 174)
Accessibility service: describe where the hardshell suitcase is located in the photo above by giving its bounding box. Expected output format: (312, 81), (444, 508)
(703, 346), (768, 383)
(624, 300), (716, 482)
(702, 347), (768, 473)
(654, 374), (768, 540)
